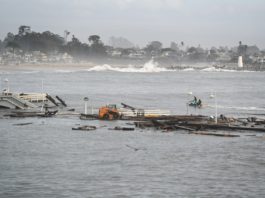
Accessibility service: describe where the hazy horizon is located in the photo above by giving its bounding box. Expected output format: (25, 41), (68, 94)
(1, 0), (265, 49)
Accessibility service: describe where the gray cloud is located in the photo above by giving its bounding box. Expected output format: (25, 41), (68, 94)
(0, 0), (264, 48)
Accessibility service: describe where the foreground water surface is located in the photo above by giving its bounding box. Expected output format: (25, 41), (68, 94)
(0, 68), (265, 197)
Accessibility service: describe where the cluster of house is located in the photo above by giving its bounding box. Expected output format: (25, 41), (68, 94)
(0, 50), (73, 65)
(0, 45), (264, 66)
(106, 45), (265, 65)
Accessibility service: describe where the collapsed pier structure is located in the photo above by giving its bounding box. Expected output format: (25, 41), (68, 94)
(1, 89), (265, 136)
(0, 89), (69, 118)
(0, 91), (67, 110)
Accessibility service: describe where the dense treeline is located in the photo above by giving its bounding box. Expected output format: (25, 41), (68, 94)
(0, 26), (107, 58)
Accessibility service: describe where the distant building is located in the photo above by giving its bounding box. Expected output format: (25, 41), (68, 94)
(61, 53), (73, 63)
(128, 50), (145, 59)
(111, 49), (122, 57)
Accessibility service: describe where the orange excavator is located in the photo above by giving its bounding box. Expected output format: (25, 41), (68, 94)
(98, 104), (120, 120)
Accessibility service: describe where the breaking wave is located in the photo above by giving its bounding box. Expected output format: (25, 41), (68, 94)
(200, 67), (255, 72)
(182, 68), (195, 71)
(21, 71), (40, 74)
(201, 67), (237, 72)
(54, 70), (75, 73)
(86, 63), (257, 73)
(87, 60), (172, 73)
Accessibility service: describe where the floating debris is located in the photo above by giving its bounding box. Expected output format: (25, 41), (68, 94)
(72, 125), (97, 131)
(80, 113), (98, 120)
(189, 131), (240, 137)
(125, 144), (146, 151)
(56, 96), (67, 107)
(109, 126), (135, 131)
(134, 115), (265, 134)
(7, 110), (58, 118)
(13, 122), (33, 126)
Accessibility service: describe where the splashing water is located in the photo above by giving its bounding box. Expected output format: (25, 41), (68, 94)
(87, 59), (171, 73)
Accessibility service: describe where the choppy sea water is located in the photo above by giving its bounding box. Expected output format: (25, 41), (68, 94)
(0, 65), (265, 197)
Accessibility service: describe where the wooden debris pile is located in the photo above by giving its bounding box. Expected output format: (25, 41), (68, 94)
(134, 115), (265, 134)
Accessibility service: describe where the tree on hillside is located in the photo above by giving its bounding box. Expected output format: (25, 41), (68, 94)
(149, 41), (162, 50)
(187, 46), (206, 61)
(170, 42), (179, 51)
(0, 40), (3, 52)
(11, 27), (64, 53)
(208, 47), (219, 61)
(187, 47), (197, 54)
(144, 41), (163, 56)
(88, 35), (100, 44)
(63, 35), (90, 58)
(88, 35), (106, 56)
(5, 41), (20, 54)
(3, 32), (15, 45)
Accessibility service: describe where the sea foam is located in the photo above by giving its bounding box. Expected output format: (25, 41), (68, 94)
(87, 59), (172, 73)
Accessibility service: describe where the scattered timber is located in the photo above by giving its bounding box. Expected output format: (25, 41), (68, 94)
(109, 126), (135, 131)
(125, 144), (146, 151)
(56, 96), (67, 107)
(13, 122), (33, 126)
(72, 125), (97, 131)
(7, 110), (58, 118)
(80, 113), (98, 120)
(46, 94), (58, 106)
(133, 115), (265, 133)
(189, 131), (240, 137)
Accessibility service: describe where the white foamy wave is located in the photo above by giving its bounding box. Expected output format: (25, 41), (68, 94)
(200, 67), (257, 72)
(22, 71), (40, 74)
(200, 67), (235, 72)
(182, 68), (195, 71)
(87, 60), (172, 73)
(54, 70), (75, 73)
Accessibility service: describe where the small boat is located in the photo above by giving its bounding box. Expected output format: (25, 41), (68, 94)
(188, 102), (202, 108)
(188, 97), (202, 108)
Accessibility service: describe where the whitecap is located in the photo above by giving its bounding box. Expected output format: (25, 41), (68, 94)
(87, 60), (172, 73)
(200, 67), (257, 72)
(182, 68), (195, 71)
(22, 71), (40, 74)
(54, 70), (75, 73)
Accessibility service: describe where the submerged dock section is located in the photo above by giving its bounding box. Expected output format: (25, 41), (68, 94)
(0, 92), (38, 109)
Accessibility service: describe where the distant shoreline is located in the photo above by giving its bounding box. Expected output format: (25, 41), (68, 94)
(0, 61), (264, 72)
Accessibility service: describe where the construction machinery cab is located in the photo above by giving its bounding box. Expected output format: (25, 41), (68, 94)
(107, 104), (117, 109)
(99, 104), (119, 120)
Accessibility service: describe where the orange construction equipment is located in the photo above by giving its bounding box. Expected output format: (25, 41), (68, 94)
(98, 104), (120, 120)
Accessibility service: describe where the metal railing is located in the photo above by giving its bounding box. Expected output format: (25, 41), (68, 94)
(0, 94), (37, 109)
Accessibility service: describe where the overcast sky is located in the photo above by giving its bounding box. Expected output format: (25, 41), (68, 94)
(1, 0), (265, 48)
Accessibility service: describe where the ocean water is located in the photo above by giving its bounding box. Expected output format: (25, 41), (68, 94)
(0, 64), (265, 197)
